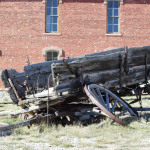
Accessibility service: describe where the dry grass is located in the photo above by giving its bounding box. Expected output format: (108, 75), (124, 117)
(0, 95), (150, 150)
(0, 99), (22, 125)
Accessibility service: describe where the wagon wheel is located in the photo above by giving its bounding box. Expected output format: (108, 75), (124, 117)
(84, 84), (138, 126)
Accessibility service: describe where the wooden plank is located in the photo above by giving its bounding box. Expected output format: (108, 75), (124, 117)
(82, 69), (120, 85)
(128, 46), (150, 57)
(25, 87), (55, 98)
(128, 55), (150, 67)
(0, 111), (12, 116)
(0, 122), (9, 127)
(53, 61), (120, 74)
(0, 104), (50, 116)
(0, 114), (56, 132)
(105, 72), (145, 89)
(55, 79), (82, 91)
(23, 93), (76, 103)
(10, 104), (47, 116)
(55, 65), (150, 92)
(56, 74), (76, 81)
(84, 47), (124, 57)
(23, 58), (76, 75)
(53, 52), (125, 77)
(53, 51), (125, 68)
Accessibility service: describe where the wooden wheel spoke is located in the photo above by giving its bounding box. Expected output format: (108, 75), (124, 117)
(105, 91), (110, 112)
(111, 99), (118, 113)
(96, 88), (106, 107)
(91, 88), (100, 101)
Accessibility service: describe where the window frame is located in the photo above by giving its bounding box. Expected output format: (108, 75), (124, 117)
(42, 46), (63, 61)
(45, 50), (59, 61)
(107, 0), (120, 34)
(45, 0), (59, 33)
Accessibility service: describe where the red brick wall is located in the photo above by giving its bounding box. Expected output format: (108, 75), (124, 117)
(1, 0), (150, 79)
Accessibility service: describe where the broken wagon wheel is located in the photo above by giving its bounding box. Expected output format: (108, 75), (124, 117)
(84, 84), (138, 126)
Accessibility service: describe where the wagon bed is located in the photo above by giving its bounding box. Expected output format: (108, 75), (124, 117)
(1, 45), (150, 126)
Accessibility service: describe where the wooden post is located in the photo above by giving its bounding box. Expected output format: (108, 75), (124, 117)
(124, 46), (129, 75)
(51, 64), (57, 96)
(145, 54), (148, 84)
(119, 53), (122, 88)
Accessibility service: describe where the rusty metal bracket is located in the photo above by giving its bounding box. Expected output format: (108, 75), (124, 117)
(26, 56), (30, 65)
(3, 70), (34, 114)
(4, 69), (22, 102)
(24, 80), (29, 93)
(63, 59), (74, 74)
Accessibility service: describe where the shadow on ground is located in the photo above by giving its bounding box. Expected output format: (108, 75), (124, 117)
(122, 112), (150, 125)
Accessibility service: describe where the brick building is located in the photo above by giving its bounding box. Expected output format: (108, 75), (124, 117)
(1, 0), (150, 73)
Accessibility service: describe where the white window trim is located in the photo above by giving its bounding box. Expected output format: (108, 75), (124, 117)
(42, 0), (62, 4)
(42, 46), (63, 60)
(104, 0), (123, 5)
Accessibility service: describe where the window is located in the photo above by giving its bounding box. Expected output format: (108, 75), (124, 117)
(42, 46), (63, 61)
(46, 0), (58, 33)
(107, 0), (120, 34)
(46, 51), (58, 61)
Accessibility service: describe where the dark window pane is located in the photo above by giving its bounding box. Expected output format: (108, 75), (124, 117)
(108, 1), (113, 8)
(108, 9), (113, 17)
(53, 16), (58, 24)
(53, 52), (58, 57)
(114, 9), (119, 16)
(46, 24), (51, 32)
(47, 52), (52, 61)
(53, 52), (58, 60)
(47, 52), (52, 57)
(114, 1), (119, 8)
(114, 17), (119, 24)
(108, 25), (113, 33)
(53, 8), (58, 15)
(53, 0), (58, 7)
(46, 16), (52, 24)
(47, 51), (58, 61)
(108, 17), (113, 24)
(47, 8), (51, 15)
(52, 24), (57, 32)
(114, 25), (118, 32)
(47, 0), (52, 7)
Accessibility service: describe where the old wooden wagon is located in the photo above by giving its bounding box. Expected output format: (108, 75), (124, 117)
(1, 45), (150, 127)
